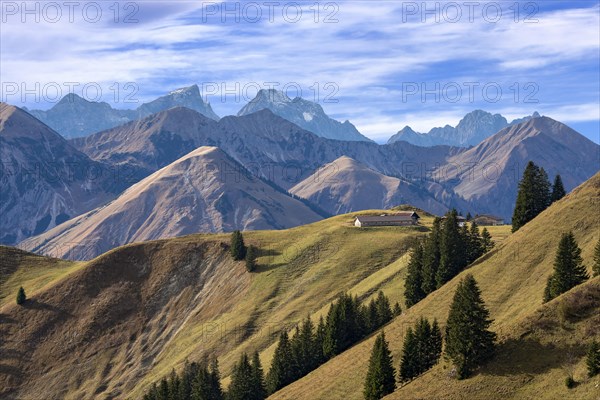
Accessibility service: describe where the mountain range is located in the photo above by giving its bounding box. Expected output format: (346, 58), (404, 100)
(388, 110), (542, 147)
(2, 93), (599, 258)
(20, 146), (324, 259)
(26, 85), (219, 138)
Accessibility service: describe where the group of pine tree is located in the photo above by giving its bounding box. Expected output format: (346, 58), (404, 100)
(266, 291), (400, 395)
(364, 274), (496, 399)
(512, 161), (566, 232)
(404, 209), (494, 308)
(143, 291), (399, 400)
(230, 230), (258, 272)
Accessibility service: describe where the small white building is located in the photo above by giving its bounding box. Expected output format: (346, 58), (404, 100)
(354, 212), (420, 227)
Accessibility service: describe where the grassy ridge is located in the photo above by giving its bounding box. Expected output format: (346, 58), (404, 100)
(271, 173), (600, 400)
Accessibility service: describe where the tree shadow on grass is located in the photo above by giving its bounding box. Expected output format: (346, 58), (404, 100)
(480, 338), (587, 377)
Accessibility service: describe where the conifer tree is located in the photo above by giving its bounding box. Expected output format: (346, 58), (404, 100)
(593, 238), (600, 277)
(366, 299), (379, 333)
(363, 332), (396, 400)
(428, 319), (443, 369)
(399, 327), (418, 382)
(405, 243), (426, 307)
(167, 369), (180, 399)
(393, 302), (402, 317)
(314, 316), (327, 365)
(445, 275), (496, 379)
(480, 228), (494, 252)
(266, 331), (295, 394)
(208, 358), (224, 400)
(550, 174), (566, 203)
(16, 286), (26, 305)
(587, 340), (600, 377)
(245, 245), (257, 272)
(230, 230), (246, 260)
(251, 352), (267, 400)
(228, 353), (256, 400)
(467, 222), (484, 264)
(375, 291), (393, 326)
(414, 318), (432, 373)
(544, 232), (589, 302)
(436, 210), (466, 287)
(536, 167), (552, 212)
(421, 218), (441, 294)
(512, 161), (551, 232)
(291, 316), (317, 376)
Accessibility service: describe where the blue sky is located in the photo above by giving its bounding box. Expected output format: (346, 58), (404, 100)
(1, 1), (599, 143)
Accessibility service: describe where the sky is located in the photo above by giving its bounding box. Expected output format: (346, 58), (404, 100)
(1, 0), (599, 143)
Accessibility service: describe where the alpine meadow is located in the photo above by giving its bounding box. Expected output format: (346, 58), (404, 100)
(1, 2), (599, 400)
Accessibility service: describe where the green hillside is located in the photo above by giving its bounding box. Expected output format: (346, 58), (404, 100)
(271, 172), (600, 400)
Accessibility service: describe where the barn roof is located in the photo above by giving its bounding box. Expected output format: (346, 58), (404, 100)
(355, 212), (420, 222)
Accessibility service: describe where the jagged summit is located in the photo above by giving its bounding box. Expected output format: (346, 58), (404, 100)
(238, 89), (373, 142)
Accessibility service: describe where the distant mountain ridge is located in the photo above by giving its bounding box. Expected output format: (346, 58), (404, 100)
(26, 85), (219, 138)
(0, 103), (126, 245)
(238, 89), (373, 142)
(388, 110), (541, 147)
(20, 146), (324, 260)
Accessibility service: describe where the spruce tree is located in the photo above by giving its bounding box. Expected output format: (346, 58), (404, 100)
(16, 286), (26, 305)
(421, 218), (441, 294)
(467, 222), (484, 264)
(405, 243), (425, 307)
(208, 358), (224, 400)
(480, 228), (494, 252)
(167, 369), (180, 399)
(593, 238), (600, 277)
(230, 230), (246, 261)
(536, 167), (552, 213)
(550, 174), (566, 203)
(366, 299), (379, 333)
(291, 316), (317, 376)
(245, 245), (257, 272)
(375, 291), (393, 327)
(445, 275), (496, 379)
(228, 353), (255, 400)
(428, 319), (443, 369)
(251, 352), (267, 400)
(399, 327), (418, 382)
(512, 161), (552, 232)
(266, 331), (295, 394)
(414, 318), (432, 373)
(314, 316), (327, 365)
(543, 232), (589, 302)
(363, 332), (396, 400)
(587, 340), (600, 377)
(436, 210), (466, 287)
(393, 302), (402, 317)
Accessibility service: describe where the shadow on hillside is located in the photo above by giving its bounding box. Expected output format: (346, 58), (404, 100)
(256, 248), (287, 272)
(0, 363), (22, 378)
(22, 299), (72, 316)
(481, 338), (587, 377)
(0, 314), (16, 325)
(0, 348), (25, 361)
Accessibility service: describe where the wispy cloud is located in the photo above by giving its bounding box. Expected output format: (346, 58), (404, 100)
(1, 1), (598, 142)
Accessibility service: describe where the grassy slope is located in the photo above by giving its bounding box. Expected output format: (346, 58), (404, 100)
(129, 211), (435, 398)
(271, 172), (600, 400)
(5, 210), (482, 399)
(0, 246), (84, 307)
